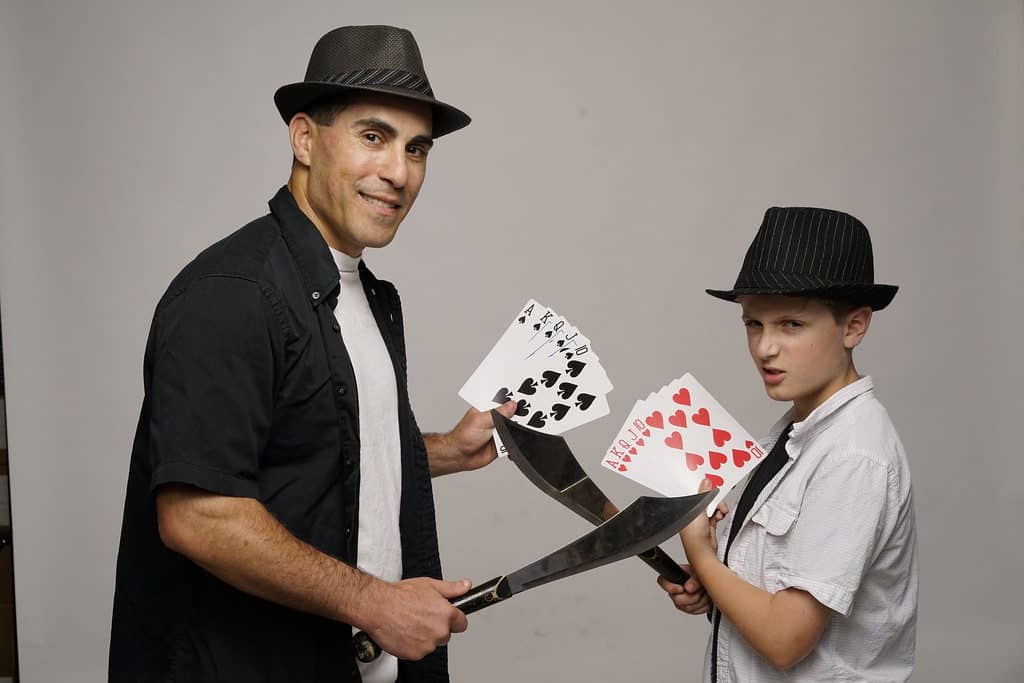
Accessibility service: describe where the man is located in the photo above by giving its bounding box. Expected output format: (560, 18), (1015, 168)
(110, 25), (515, 683)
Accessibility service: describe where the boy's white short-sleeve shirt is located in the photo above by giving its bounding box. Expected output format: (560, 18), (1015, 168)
(706, 376), (918, 682)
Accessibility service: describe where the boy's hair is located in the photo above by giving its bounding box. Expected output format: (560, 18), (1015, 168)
(818, 297), (869, 324)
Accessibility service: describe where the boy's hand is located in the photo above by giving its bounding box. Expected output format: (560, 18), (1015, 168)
(657, 564), (712, 615)
(679, 480), (729, 563)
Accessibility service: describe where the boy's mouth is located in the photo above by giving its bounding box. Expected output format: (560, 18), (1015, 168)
(761, 366), (785, 384)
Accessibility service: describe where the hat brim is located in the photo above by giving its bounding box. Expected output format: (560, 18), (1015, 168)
(705, 284), (898, 311)
(274, 81), (470, 138)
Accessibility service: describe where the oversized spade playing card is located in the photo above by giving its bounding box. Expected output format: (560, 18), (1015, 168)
(459, 300), (613, 442)
(601, 373), (766, 514)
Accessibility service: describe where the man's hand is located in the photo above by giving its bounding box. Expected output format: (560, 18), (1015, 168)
(657, 564), (713, 615)
(363, 577), (472, 661)
(425, 401), (518, 477)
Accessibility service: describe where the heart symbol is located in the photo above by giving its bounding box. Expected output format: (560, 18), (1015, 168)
(642, 429), (651, 437)
(492, 387), (512, 404)
(692, 408), (710, 426)
(557, 382), (578, 399)
(673, 388), (691, 406)
(635, 438), (645, 447)
(745, 440), (755, 448)
(518, 378), (538, 395)
(515, 399), (530, 417)
(566, 360), (586, 377)
(628, 447), (637, 455)
(709, 450), (727, 470)
(645, 411), (664, 430)
(618, 463), (627, 472)
(550, 403), (570, 421)
(732, 448), (751, 467)
(527, 411), (547, 428)
(541, 370), (561, 388)
(576, 393), (596, 410)
(622, 454), (631, 462)
(665, 431), (684, 451)
(712, 428), (732, 447)
(668, 410), (687, 428)
(685, 451), (704, 471)
(704, 473), (724, 488)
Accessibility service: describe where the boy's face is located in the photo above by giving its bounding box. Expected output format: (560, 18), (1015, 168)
(738, 295), (871, 420)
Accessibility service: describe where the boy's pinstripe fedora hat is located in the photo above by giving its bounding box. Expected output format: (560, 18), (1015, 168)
(706, 206), (898, 310)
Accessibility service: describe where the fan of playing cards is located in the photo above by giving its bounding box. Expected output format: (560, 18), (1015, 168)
(602, 373), (767, 513)
(459, 299), (612, 437)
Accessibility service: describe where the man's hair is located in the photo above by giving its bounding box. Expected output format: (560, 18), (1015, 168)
(305, 93), (350, 126)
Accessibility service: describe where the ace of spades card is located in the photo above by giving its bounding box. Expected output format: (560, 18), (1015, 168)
(602, 373), (766, 514)
(459, 300), (613, 447)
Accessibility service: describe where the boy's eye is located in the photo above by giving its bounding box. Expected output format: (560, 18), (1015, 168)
(743, 320), (761, 329)
(783, 320), (803, 329)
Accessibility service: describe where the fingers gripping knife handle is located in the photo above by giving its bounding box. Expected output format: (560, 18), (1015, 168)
(638, 545), (691, 585)
(353, 577), (509, 664)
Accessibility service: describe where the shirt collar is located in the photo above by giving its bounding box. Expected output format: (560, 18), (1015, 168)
(765, 375), (875, 458)
(330, 247), (362, 275)
(269, 186), (339, 308)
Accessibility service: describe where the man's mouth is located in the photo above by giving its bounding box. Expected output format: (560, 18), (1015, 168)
(359, 192), (401, 210)
(761, 366), (785, 384)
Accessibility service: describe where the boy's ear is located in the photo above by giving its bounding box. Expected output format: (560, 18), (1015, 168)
(843, 305), (873, 350)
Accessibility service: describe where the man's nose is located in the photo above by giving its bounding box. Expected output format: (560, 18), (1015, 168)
(756, 331), (780, 360)
(378, 148), (408, 189)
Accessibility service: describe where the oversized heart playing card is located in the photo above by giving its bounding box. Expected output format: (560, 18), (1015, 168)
(459, 300), (613, 448)
(601, 373), (766, 513)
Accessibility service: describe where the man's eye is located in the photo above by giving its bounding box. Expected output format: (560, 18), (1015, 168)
(743, 320), (760, 329)
(407, 145), (428, 158)
(364, 133), (381, 143)
(783, 320), (803, 329)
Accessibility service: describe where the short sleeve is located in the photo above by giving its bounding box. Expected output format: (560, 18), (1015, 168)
(774, 455), (893, 615)
(147, 275), (276, 498)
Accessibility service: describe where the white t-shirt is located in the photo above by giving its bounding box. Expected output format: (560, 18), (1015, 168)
(331, 248), (403, 683)
(707, 376), (918, 682)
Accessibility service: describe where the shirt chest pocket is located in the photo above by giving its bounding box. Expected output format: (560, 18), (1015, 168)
(748, 498), (800, 592)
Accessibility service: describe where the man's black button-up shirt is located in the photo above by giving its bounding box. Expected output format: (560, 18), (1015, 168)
(109, 187), (447, 682)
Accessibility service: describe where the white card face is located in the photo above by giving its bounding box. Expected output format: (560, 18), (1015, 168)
(460, 299), (612, 448)
(601, 373), (766, 514)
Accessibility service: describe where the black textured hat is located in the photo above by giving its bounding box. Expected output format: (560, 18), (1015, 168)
(274, 25), (470, 138)
(706, 207), (898, 310)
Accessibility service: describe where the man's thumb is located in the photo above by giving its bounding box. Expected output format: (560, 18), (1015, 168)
(436, 578), (473, 599)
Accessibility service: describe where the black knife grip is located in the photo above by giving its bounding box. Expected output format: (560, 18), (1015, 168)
(637, 545), (691, 585)
(353, 577), (510, 664)
(450, 576), (509, 615)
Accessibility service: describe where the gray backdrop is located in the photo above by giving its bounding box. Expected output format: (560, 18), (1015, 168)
(2, 1), (1022, 681)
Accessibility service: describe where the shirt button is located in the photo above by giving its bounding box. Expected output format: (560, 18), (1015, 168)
(311, 291), (320, 301)
(336, 383), (347, 396)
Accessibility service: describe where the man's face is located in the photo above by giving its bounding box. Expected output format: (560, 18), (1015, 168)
(738, 295), (867, 419)
(300, 92), (433, 255)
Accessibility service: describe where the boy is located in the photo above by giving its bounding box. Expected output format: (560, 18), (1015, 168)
(659, 207), (918, 681)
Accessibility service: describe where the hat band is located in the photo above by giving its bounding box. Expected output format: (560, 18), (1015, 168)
(323, 68), (434, 97)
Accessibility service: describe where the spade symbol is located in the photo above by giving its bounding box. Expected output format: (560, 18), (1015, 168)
(557, 382), (578, 399)
(541, 370), (561, 388)
(575, 393), (596, 411)
(527, 411), (548, 428)
(550, 403), (570, 421)
(564, 352), (573, 359)
(518, 315), (526, 324)
(492, 387), (513, 404)
(518, 378), (538, 395)
(533, 323), (541, 331)
(566, 360), (586, 377)
(544, 331), (553, 338)
(556, 340), (565, 348)
(515, 399), (530, 417)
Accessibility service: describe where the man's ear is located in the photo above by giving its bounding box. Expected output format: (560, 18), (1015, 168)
(843, 305), (873, 350)
(288, 113), (315, 166)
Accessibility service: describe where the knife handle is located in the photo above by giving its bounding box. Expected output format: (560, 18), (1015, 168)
(637, 545), (691, 585)
(353, 577), (510, 664)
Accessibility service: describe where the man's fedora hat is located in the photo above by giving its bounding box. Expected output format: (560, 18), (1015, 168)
(274, 25), (470, 138)
(706, 206), (898, 310)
